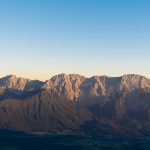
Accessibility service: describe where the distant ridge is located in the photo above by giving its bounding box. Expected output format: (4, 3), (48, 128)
(1, 73), (149, 82)
(0, 73), (150, 100)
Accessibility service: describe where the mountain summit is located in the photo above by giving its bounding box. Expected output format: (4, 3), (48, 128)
(43, 74), (150, 100)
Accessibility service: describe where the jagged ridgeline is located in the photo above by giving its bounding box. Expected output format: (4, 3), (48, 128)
(0, 74), (150, 137)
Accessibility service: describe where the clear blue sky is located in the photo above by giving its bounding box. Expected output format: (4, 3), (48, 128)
(0, 0), (150, 80)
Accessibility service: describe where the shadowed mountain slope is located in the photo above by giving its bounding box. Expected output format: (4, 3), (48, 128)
(0, 89), (92, 132)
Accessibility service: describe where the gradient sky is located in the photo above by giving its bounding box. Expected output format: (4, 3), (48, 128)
(0, 0), (150, 80)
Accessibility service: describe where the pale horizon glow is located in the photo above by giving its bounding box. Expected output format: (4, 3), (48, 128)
(0, 0), (150, 81)
(0, 71), (150, 82)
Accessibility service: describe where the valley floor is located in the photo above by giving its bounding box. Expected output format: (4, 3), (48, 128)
(0, 130), (150, 150)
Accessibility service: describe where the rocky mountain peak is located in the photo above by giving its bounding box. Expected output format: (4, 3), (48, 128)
(0, 75), (43, 95)
(120, 74), (150, 93)
(0, 75), (29, 90)
(43, 74), (86, 100)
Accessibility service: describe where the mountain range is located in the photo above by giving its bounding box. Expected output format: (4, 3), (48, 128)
(0, 74), (150, 137)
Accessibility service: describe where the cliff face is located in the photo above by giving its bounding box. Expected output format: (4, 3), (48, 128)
(43, 74), (150, 100)
(43, 74), (86, 100)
